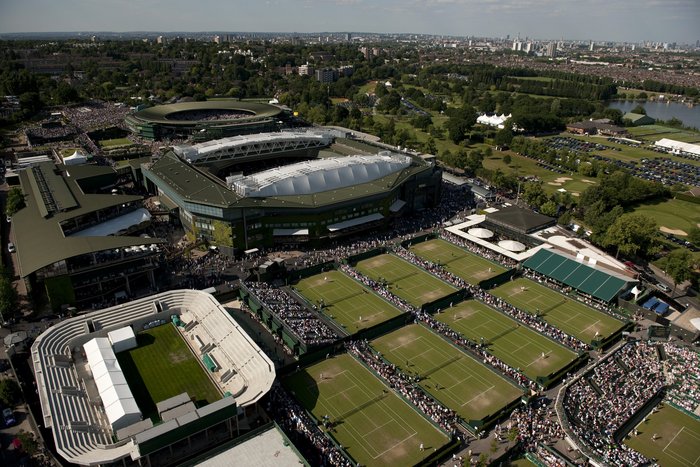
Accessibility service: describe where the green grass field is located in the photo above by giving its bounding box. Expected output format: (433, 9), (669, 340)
(631, 197), (700, 235)
(98, 137), (133, 148)
(355, 254), (458, 307)
(116, 324), (221, 420)
(284, 353), (450, 467)
(409, 238), (507, 285)
(372, 324), (523, 422)
(294, 270), (404, 334)
(435, 300), (578, 380)
(491, 278), (625, 345)
(624, 404), (700, 467)
(482, 151), (594, 196)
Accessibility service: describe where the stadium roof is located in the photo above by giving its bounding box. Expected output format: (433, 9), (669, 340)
(13, 163), (163, 276)
(523, 249), (636, 302)
(232, 154), (411, 197)
(486, 206), (556, 234)
(147, 151), (426, 209)
(173, 131), (333, 163)
(69, 208), (151, 237)
(129, 100), (282, 126)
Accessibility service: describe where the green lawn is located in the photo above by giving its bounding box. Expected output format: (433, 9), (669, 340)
(435, 300), (578, 380)
(482, 151), (594, 196)
(99, 137), (133, 148)
(294, 269), (404, 334)
(371, 324), (523, 422)
(409, 238), (507, 285)
(284, 353), (450, 467)
(631, 197), (700, 235)
(116, 324), (221, 420)
(491, 278), (625, 345)
(354, 254), (458, 307)
(624, 404), (700, 467)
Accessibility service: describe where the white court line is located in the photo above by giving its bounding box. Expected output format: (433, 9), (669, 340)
(388, 335), (423, 352)
(371, 432), (418, 459)
(461, 384), (495, 407)
(664, 426), (684, 452)
(580, 319), (602, 336)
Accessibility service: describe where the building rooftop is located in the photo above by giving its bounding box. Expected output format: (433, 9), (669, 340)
(13, 163), (163, 277)
(231, 153), (411, 197)
(486, 206), (555, 234)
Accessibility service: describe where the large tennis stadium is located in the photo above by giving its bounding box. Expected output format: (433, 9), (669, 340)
(31, 289), (275, 466)
(142, 130), (442, 253)
(125, 101), (288, 141)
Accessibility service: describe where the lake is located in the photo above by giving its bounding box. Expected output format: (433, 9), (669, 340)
(608, 100), (700, 129)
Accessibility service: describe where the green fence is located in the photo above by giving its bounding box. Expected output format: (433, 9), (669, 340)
(345, 247), (387, 265)
(421, 289), (470, 314)
(535, 352), (588, 389)
(400, 232), (438, 249)
(479, 268), (517, 290)
(288, 261), (336, 282)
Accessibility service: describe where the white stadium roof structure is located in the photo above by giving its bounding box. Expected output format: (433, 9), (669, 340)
(230, 153), (411, 197)
(31, 289), (275, 466)
(172, 130), (334, 164)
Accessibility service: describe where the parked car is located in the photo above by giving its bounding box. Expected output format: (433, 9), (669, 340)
(2, 407), (15, 427)
(6, 242), (15, 253)
(656, 283), (671, 293)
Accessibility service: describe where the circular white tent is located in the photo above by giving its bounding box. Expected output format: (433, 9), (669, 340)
(468, 227), (494, 239)
(498, 240), (526, 252)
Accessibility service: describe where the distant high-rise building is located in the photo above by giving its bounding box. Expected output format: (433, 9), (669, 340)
(156, 35), (166, 45)
(589, 40), (594, 51)
(315, 68), (337, 83)
(512, 41), (522, 51)
(298, 63), (313, 76)
(546, 42), (556, 58)
(524, 42), (533, 54)
(213, 35), (221, 44)
(345, 33), (351, 41)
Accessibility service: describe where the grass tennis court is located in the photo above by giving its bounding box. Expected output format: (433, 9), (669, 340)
(116, 324), (221, 420)
(409, 238), (507, 285)
(491, 278), (625, 345)
(372, 324), (522, 422)
(98, 137), (133, 148)
(624, 404), (700, 467)
(435, 300), (578, 380)
(355, 254), (458, 307)
(284, 353), (450, 467)
(294, 270), (404, 334)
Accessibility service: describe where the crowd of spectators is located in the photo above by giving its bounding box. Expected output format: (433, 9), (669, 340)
(346, 340), (459, 433)
(509, 397), (564, 450)
(62, 101), (130, 132)
(164, 247), (234, 289)
(244, 282), (338, 346)
(166, 109), (253, 121)
(440, 230), (518, 269)
(663, 343), (700, 413)
(268, 384), (351, 467)
(339, 264), (415, 314)
(562, 340), (664, 466)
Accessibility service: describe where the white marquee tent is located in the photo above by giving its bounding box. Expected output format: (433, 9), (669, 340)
(84, 338), (142, 432)
(107, 327), (137, 353)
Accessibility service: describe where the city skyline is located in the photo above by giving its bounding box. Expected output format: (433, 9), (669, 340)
(1, 0), (699, 44)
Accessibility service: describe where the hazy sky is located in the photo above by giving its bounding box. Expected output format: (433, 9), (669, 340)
(1, 0), (698, 43)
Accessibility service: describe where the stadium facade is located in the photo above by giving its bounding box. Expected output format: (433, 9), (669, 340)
(125, 101), (290, 141)
(31, 289), (275, 466)
(142, 131), (442, 253)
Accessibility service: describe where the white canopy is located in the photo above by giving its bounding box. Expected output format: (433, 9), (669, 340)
(63, 150), (89, 166)
(468, 227), (494, 239)
(69, 208), (151, 237)
(108, 326), (137, 353)
(84, 338), (142, 432)
(690, 317), (700, 331)
(498, 239), (526, 252)
(327, 213), (384, 232)
(655, 138), (700, 156)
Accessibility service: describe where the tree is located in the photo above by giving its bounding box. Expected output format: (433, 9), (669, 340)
(502, 154), (512, 165)
(0, 379), (20, 406)
(15, 431), (38, 456)
(687, 226), (700, 245)
(211, 220), (233, 248)
(494, 127), (513, 147)
(665, 249), (694, 292)
(604, 213), (659, 258)
(423, 136), (437, 155)
(540, 200), (559, 217)
(522, 181), (548, 208)
(0, 271), (18, 323)
(631, 104), (646, 115)
(5, 188), (25, 216)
